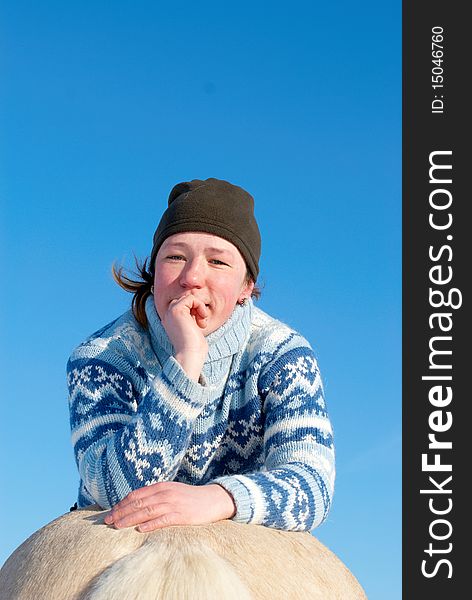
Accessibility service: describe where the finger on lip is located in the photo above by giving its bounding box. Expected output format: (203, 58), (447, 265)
(172, 294), (210, 307)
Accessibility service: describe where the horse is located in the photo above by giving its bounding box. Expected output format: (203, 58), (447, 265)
(0, 506), (367, 599)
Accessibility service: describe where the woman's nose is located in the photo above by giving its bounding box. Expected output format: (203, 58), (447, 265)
(179, 259), (204, 288)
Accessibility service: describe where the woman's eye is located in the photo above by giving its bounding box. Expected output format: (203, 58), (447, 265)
(167, 255), (185, 261)
(210, 259), (228, 266)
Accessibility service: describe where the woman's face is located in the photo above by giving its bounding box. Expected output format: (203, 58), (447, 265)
(153, 232), (254, 335)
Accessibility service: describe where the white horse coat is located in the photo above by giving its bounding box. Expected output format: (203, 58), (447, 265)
(0, 507), (366, 599)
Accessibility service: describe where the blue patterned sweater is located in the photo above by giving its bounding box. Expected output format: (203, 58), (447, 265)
(67, 296), (335, 531)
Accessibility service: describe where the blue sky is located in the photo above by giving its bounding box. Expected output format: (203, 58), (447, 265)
(0, 2), (401, 598)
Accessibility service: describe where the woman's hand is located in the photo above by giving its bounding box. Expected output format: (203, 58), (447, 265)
(161, 294), (209, 381)
(103, 482), (236, 532)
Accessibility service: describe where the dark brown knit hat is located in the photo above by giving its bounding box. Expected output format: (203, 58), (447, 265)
(150, 178), (261, 280)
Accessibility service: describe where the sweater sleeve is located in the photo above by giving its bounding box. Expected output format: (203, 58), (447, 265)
(67, 352), (211, 509)
(209, 343), (335, 532)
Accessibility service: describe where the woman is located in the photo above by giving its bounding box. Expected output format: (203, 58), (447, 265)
(67, 177), (335, 533)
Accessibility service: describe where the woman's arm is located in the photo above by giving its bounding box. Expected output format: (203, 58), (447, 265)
(68, 352), (211, 509)
(208, 343), (335, 532)
(69, 294), (212, 509)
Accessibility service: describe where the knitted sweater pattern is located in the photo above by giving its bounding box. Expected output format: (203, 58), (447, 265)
(67, 297), (335, 531)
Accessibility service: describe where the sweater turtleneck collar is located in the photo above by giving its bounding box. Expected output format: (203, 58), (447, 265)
(144, 295), (253, 381)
